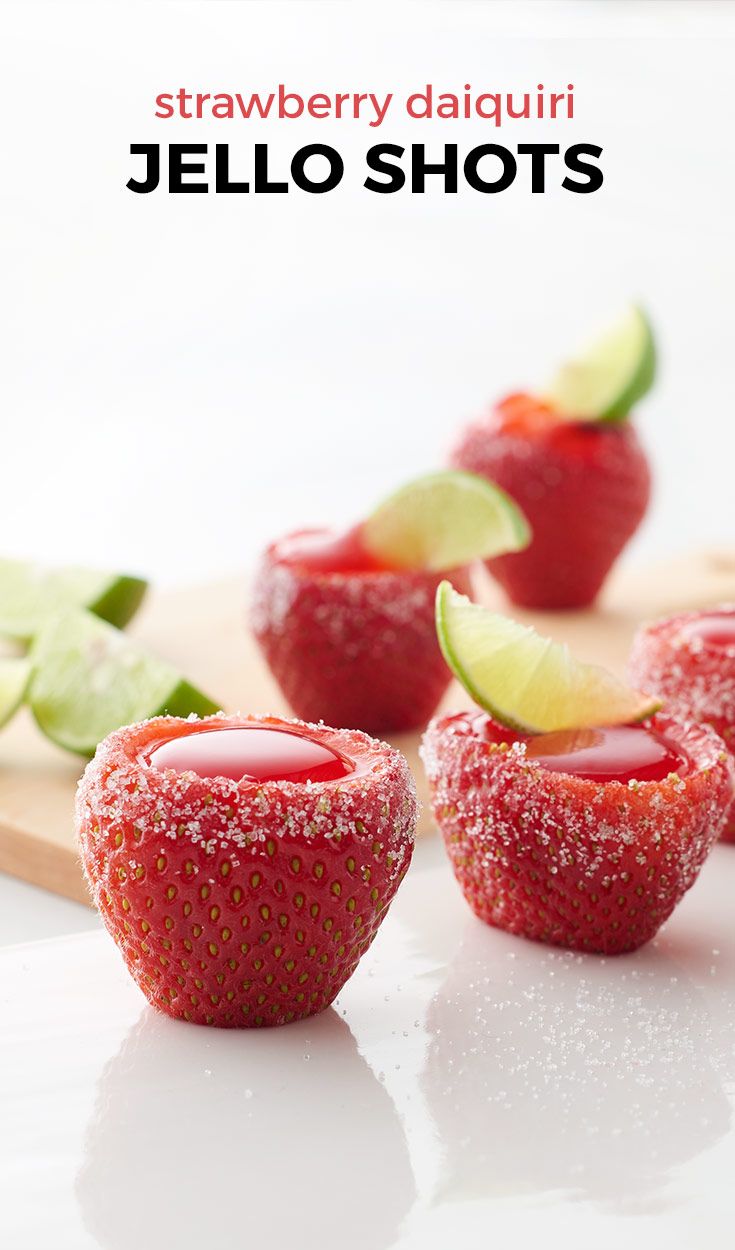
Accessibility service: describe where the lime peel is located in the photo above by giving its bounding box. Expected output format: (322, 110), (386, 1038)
(362, 470), (531, 572)
(0, 558), (148, 641)
(435, 581), (662, 733)
(543, 304), (656, 423)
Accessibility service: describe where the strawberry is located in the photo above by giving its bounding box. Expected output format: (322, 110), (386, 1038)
(450, 393), (651, 609)
(250, 529), (472, 734)
(421, 709), (733, 954)
(76, 713), (417, 1027)
(629, 607), (735, 842)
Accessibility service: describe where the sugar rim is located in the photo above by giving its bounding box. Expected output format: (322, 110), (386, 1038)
(421, 709), (730, 797)
(83, 710), (409, 802)
(264, 529), (468, 584)
(636, 604), (735, 655)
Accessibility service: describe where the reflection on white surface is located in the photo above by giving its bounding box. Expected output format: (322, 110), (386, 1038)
(1, 839), (734, 1249)
(424, 926), (731, 1213)
(77, 1007), (415, 1250)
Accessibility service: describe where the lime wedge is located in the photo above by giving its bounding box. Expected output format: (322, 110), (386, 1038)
(543, 305), (656, 422)
(0, 656), (31, 728)
(0, 558), (148, 641)
(361, 471), (530, 572)
(436, 582), (661, 732)
(29, 610), (220, 756)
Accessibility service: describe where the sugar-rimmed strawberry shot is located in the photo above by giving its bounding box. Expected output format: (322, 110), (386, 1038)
(251, 471), (530, 734)
(629, 606), (735, 842)
(76, 713), (417, 1027)
(421, 584), (733, 954)
(450, 306), (655, 608)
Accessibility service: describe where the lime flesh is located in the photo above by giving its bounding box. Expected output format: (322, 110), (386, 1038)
(0, 558), (148, 641)
(29, 610), (220, 756)
(361, 470), (530, 572)
(436, 582), (661, 733)
(0, 656), (31, 728)
(543, 305), (656, 422)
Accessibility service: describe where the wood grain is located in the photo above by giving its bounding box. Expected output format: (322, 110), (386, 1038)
(1, 549), (733, 905)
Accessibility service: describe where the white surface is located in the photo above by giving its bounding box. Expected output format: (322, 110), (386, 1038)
(2, 835), (734, 1250)
(0, 1), (733, 588)
(0, 874), (97, 947)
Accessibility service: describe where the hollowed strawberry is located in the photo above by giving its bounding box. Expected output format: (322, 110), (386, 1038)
(76, 713), (417, 1026)
(422, 710), (732, 954)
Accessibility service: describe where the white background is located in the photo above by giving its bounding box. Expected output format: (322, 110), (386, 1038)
(1, 0), (733, 592)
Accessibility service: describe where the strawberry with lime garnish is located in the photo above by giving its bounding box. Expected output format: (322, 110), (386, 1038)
(251, 470), (530, 734)
(76, 713), (417, 1027)
(629, 606), (735, 842)
(421, 584), (733, 954)
(451, 306), (655, 609)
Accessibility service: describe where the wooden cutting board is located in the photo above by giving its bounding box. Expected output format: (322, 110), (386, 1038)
(1, 549), (734, 906)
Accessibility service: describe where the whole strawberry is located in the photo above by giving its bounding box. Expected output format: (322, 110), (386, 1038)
(451, 392), (651, 609)
(76, 713), (417, 1027)
(422, 710), (732, 955)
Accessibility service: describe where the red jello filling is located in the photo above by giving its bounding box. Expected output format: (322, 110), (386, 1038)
(678, 613), (735, 651)
(458, 713), (690, 783)
(147, 725), (354, 784)
(273, 526), (386, 575)
(525, 725), (689, 783)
